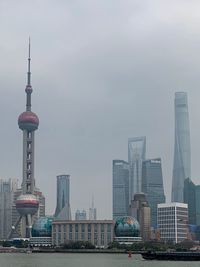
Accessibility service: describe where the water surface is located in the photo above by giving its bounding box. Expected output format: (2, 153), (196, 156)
(0, 253), (199, 267)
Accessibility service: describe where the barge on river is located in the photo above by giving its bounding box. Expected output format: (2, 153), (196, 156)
(141, 251), (200, 261)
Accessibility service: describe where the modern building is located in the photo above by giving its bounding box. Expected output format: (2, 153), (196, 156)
(142, 158), (165, 228)
(172, 92), (191, 203)
(0, 179), (18, 239)
(89, 197), (97, 220)
(112, 160), (129, 219)
(54, 175), (71, 220)
(52, 220), (114, 248)
(128, 137), (146, 202)
(184, 178), (200, 226)
(30, 216), (53, 247)
(157, 203), (188, 243)
(114, 216), (141, 244)
(75, 210), (87, 220)
(129, 193), (151, 240)
(9, 41), (45, 238)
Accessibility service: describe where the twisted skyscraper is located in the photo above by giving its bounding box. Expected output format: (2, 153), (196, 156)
(172, 92), (191, 203)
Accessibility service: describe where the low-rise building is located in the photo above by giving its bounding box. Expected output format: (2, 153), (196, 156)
(52, 220), (114, 248)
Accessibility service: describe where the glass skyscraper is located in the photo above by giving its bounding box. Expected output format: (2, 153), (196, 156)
(54, 175), (71, 220)
(184, 178), (200, 226)
(128, 136), (146, 202)
(112, 160), (129, 219)
(142, 158), (165, 228)
(172, 92), (191, 203)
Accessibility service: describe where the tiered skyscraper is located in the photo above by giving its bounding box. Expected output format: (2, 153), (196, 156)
(128, 137), (146, 202)
(172, 92), (191, 202)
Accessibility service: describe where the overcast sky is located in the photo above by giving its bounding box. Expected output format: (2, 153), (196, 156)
(1, 0), (200, 218)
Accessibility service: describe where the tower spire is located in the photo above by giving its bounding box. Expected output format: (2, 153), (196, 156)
(27, 37), (31, 86)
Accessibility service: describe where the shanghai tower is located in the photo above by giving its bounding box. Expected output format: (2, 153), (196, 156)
(171, 92), (191, 203)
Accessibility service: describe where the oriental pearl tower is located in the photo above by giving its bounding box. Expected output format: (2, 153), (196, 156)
(15, 40), (39, 238)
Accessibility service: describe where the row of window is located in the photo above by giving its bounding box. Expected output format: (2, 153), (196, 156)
(54, 224), (112, 233)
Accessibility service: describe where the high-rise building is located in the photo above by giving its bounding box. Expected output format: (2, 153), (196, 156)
(142, 158), (165, 228)
(129, 193), (151, 241)
(184, 178), (200, 226)
(89, 197), (97, 220)
(172, 92), (191, 203)
(55, 175), (71, 220)
(112, 160), (129, 219)
(0, 179), (18, 239)
(75, 210), (87, 220)
(158, 202), (188, 243)
(128, 137), (146, 202)
(9, 40), (45, 238)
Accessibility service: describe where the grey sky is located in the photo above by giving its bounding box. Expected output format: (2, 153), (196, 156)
(0, 1), (200, 218)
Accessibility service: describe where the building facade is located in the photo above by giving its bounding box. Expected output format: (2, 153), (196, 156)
(142, 158), (165, 228)
(129, 193), (151, 241)
(157, 203), (188, 243)
(89, 197), (97, 220)
(172, 92), (191, 203)
(0, 179), (18, 239)
(52, 220), (114, 248)
(55, 175), (71, 220)
(112, 160), (129, 219)
(184, 178), (200, 226)
(128, 137), (146, 202)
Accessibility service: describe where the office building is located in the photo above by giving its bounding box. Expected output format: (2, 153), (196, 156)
(158, 203), (188, 243)
(55, 175), (71, 220)
(129, 193), (151, 240)
(128, 137), (146, 202)
(184, 178), (200, 226)
(142, 158), (165, 228)
(112, 160), (129, 219)
(52, 220), (114, 248)
(0, 179), (18, 239)
(172, 92), (191, 203)
(75, 210), (87, 220)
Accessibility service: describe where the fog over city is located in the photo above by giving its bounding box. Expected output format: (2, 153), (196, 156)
(0, 0), (200, 218)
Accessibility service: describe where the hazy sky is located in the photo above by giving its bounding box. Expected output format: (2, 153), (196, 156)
(1, 0), (200, 218)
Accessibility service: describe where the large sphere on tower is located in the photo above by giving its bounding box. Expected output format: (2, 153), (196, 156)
(16, 194), (39, 215)
(18, 111), (39, 131)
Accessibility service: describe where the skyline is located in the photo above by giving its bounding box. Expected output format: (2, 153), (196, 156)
(1, 1), (200, 218)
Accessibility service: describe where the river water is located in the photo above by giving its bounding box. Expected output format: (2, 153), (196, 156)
(0, 253), (199, 267)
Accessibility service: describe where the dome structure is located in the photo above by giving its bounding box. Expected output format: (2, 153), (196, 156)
(16, 194), (39, 215)
(114, 216), (140, 237)
(18, 111), (39, 131)
(32, 217), (53, 237)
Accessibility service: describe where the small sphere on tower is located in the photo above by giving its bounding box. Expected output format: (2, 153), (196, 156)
(18, 111), (39, 131)
(25, 85), (33, 94)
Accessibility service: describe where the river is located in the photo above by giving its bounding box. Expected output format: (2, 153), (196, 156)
(0, 253), (199, 267)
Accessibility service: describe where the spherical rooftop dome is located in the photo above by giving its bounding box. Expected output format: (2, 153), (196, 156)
(32, 216), (53, 237)
(18, 111), (39, 131)
(114, 216), (140, 237)
(16, 194), (39, 215)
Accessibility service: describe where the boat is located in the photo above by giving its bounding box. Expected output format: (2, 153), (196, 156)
(141, 251), (200, 261)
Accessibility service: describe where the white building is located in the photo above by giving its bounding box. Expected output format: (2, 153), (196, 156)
(157, 202), (188, 243)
